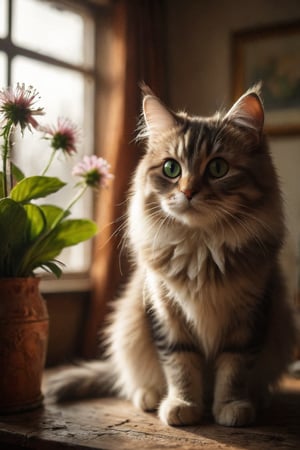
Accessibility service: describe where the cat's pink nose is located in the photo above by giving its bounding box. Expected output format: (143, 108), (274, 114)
(181, 189), (195, 200)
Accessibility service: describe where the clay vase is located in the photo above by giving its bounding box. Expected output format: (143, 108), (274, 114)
(0, 277), (49, 413)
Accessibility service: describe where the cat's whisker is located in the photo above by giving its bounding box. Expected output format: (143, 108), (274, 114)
(208, 198), (272, 238)
(151, 213), (173, 251)
(96, 215), (129, 252)
(223, 203), (275, 247)
(216, 205), (268, 254)
(226, 201), (275, 235)
(214, 210), (241, 245)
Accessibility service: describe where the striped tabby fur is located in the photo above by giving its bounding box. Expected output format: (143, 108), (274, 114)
(49, 87), (296, 427)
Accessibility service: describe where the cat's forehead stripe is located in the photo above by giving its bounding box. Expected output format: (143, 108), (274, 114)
(178, 121), (213, 165)
(191, 121), (224, 159)
(183, 128), (191, 155)
(176, 134), (185, 159)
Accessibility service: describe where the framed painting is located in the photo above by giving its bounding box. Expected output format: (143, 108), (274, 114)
(232, 21), (300, 136)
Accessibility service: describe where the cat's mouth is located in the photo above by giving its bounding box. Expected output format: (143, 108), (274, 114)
(162, 194), (192, 214)
(161, 194), (205, 227)
(160, 191), (224, 230)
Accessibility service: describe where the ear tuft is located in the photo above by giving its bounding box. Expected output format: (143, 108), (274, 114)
(225, 87), (264, 132)
(142, 92), (177, 139)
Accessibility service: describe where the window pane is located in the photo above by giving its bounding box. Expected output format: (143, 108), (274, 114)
(12, 56), (86, 122)
(0, 0), (8, 38)
(12, 56), (93, 273)
(12, 0), (86, 66)
(0, 52), (7, 87)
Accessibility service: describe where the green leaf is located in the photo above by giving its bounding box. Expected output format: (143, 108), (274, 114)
(38, 219), (98, 262)
(40, 261), (64, 278)
(52, 219), (98, 247)
(39, 204), (70, 229)
(0, 198), (27, 276)
(23, 203), (46, 241)
(11, 163), (25, 181)
(10, 176), (66, 203)
(17, 219), (97, 277)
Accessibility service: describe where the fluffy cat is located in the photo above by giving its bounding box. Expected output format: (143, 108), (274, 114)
(49, 87), (296, 427)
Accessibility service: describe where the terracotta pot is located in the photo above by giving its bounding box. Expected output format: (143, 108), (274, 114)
(0, 277), (49, 413)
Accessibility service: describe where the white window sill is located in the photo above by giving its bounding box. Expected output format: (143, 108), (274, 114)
(40, 275), (92, 293)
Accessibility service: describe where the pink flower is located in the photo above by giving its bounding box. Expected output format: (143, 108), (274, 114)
(42, 117), (79, 155)
(0, 83), (44, 131)
(72, 155), (114, 188)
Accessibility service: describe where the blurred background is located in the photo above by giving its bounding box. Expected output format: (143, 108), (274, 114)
(1, 0), (299, 364)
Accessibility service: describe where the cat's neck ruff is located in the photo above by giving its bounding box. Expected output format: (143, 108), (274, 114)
(129, 191), (226, 282)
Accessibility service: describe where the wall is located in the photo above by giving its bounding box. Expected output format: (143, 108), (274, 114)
(165, 0), (300, 113)
(165, 0), (300, 297)
(45, 291), (90, 366)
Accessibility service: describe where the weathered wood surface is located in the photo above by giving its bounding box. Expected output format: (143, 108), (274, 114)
(0, 374), (299, 449)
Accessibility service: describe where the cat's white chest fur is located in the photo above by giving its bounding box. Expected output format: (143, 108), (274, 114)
(168, 237), (207, 280)
(179, 293), (228, 356)
(131, 192), (231, 355)
(145, 227), (228, 356)
(169, 234), (225, 280)
(170, 239), (228, 356)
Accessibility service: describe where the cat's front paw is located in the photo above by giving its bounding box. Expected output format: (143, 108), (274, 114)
(159, 397), (203, 426)
(214, 400), (255, 427)
(133, 387), (161, 411)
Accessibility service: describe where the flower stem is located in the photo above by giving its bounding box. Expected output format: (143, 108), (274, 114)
(66, 184), (88, 212)
(50, 184), (88, 230)
(1, 121), (13, 197)
(41, 148), (56, 176)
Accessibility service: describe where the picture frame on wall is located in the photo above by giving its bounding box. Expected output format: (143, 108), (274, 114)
(232, 21), (300, 136)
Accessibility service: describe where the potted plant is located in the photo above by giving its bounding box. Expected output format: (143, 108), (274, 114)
(0, 83), (113, 413)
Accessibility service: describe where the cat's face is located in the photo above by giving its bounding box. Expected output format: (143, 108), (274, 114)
(139, 89), (280, 237)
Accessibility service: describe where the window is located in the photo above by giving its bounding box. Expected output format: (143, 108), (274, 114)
(0, 0), (95, 290)
(0, 52), (6, 87)
(0, 1), (8, 39)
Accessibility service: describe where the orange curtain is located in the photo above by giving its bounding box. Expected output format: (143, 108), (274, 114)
(82, 0), (166, 357)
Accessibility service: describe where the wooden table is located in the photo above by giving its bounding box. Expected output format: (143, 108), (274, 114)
(0, 373), (299, 449)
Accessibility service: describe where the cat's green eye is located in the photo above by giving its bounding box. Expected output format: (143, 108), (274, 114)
(207, 158), (229, 179)
(163, 159), (181, 179)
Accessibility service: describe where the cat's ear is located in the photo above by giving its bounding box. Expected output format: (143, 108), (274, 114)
(224, 88), (264, 133)
(142, 94), (177, 139)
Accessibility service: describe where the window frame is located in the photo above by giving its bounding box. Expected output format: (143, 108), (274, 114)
(0, 0), (96, 85)
(0, 0), (98, 292)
